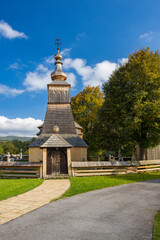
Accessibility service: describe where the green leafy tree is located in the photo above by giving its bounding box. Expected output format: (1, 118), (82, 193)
(0, 144), (4, 154)
(12, 140), (28, 153)
(71, 85), (104, 155)
(12, 139), (36, 154)
(0, 138), (35, 155)
(100, 47), (160, 159)
(1, 141), (19, 154)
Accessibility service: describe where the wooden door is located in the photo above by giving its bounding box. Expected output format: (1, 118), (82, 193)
(47, 149), (68, 175)
(52, 151), (60, 174)
(47, 150), (60, 175)
(60, 151), (68, 174)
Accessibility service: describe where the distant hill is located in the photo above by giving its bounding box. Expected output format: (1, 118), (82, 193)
(0, 136), (33, 142)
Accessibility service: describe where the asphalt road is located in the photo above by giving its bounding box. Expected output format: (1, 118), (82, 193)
(0, 179), (160, 240)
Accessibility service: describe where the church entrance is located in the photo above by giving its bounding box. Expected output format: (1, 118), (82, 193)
(47, 148), (68, 175)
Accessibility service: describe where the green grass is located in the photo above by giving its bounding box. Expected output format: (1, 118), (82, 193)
(153, 210), (160, 240)
(63, 172), (160, 198)
(0, 179), (43, 201)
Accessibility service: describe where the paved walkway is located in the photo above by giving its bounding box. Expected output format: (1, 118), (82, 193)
(0, 179), (160, 240)
(0, 179), (70, 225)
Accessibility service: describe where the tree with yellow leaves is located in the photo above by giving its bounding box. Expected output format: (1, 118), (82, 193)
(71, 85), (104, 155)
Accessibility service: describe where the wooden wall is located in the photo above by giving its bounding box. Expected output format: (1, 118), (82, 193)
(71, 147), (87, 161)
(29, 147), (43, 162)
(48, 86), (70, 103)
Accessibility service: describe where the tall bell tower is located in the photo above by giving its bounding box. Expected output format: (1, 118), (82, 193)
(42, 40), (77, 134)
(29, 40), (88, 178)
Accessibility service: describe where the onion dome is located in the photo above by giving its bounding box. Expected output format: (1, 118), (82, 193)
(51, 47), (67, 81)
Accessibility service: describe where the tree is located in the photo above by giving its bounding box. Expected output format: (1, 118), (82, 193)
(12, 140), (30, 154)
(100, 47), (160, 159)
(0, 144), (4, 154)
(0, 139), (35, 155)
(71, 85), (104, 155)
(1, 141), (19, 154)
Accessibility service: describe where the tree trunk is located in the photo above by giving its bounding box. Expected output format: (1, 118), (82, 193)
(138, 145), (147, 160)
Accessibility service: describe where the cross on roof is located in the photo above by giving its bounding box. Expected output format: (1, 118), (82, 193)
(54, 38), (61, 49)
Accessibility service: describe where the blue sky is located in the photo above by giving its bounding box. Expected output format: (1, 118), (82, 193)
(0, 0), (160, 136)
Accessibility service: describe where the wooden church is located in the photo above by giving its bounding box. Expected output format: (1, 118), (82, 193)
(29, 44), (88, 178)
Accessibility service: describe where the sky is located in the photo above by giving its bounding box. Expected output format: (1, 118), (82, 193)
(0, 0), (160, 136)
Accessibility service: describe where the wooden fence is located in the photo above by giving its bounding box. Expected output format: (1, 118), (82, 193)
(71, 160), (160, 177)
(0, 162), (43, 178)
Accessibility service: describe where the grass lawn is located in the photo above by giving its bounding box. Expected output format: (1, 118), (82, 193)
(0, 179), (43, 201)
(153, 210), (160, 240)
(63, 172), (160, 198)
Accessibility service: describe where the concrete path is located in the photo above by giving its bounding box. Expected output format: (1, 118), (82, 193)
(0, 179), (70, 225)
(0, 179), (160, 240)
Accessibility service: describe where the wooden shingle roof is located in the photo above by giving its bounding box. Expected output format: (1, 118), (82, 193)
(41, 134), (72, 148)
(42, 104), (77, 134)
(62, 134), (88, 148)
(29, 134), (88, 148)
(29, 135), (50, 147)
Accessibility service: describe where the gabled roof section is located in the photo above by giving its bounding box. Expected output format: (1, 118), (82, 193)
(29, 134), (88, 148)
(41, 134), (72, 148)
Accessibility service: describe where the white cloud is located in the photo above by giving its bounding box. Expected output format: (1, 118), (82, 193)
(60, 48), (71, 57)
(8, 59), (27, 70)
(0, 20), (28, 39)
(76, 33), (86, 41)
(67, 73), (76, 87)
(44, 55), (55, 64)
(0, 116), (42, 137)
(63, 58), (118, 86)
(118, 58), (128, 65)
(23, 51), (75, 91)
(23, 54), (126, 92)
(36, 64), (48, 72)
(44, 48), (72, 64)
(0, 84), (24, 97)
(23, 64), (77, 91)
(139, 32), (154, 42)
(23, 66), (50, 91)
(9, 62), (21, 70)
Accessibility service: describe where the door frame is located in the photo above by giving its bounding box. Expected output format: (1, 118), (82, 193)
(47, 147), (68, 175)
